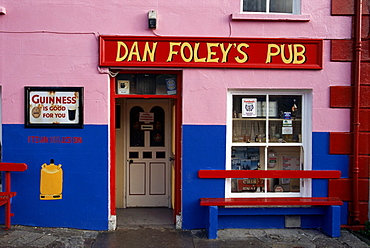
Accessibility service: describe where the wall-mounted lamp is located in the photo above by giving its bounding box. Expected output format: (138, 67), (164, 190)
(148, 10), (157, 29)
(0, 7), (6, 15)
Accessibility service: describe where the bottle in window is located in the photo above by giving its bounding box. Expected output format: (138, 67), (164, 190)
(291, 99), (298, 118)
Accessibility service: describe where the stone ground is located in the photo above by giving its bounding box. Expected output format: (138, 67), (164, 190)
(0, 226), (368, 247)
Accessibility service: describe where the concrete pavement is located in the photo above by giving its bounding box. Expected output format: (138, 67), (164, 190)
(0, 225), (369, 247)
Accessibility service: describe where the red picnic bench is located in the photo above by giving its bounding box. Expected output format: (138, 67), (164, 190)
(0, 163), (28, 230)
(199, 170), (343, 239)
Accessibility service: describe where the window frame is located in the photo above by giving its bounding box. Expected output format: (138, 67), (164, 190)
(240, 0), (301, 15)
(226, 89), (312, 198)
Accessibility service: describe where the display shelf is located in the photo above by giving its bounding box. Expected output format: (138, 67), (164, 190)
(233, 118), (301, 121)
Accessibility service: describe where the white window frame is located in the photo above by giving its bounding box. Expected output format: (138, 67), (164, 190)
(240, 0), (301, 15)
(226, 89), (312, 198)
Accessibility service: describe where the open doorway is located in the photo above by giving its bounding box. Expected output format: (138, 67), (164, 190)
(111, 72), (181, 227)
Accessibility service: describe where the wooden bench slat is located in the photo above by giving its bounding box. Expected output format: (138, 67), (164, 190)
(199, 170), (341, 179)
(0, 163), (27, 172)
(200, 197), (343, 206)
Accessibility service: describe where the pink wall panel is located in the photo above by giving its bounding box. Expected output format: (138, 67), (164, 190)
(0, 0), (353, 129)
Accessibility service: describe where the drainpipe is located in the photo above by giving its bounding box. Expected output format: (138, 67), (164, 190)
(352, 0), (362, 225)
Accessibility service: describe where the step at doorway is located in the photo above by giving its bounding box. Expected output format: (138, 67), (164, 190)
(117, 208), (174, 228)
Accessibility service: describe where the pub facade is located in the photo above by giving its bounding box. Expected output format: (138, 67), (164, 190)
(0, 0), (368, 234)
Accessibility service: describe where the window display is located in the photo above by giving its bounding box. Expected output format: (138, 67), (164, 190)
(227, 91), (310, 196)
(232, 95), (302, 144)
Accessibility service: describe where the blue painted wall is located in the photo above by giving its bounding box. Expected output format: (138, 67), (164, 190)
(182, 125), (350, 230)
(1, 124), (109, 230)
(1, 123), (350, 230)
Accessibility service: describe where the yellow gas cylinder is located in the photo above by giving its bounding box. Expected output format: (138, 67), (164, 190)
(40, 159), (63, 200)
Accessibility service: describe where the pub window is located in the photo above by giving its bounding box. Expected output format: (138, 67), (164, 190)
(226, 90), (312, 197)
(242, 0), (301, 14)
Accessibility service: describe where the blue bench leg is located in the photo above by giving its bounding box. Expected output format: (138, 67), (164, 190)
(322, 205), (341, 237)
(207, 206), (218, 239)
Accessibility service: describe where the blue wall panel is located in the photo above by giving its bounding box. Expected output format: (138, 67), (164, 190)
(181, 126), (350, 229)
(1, 124), (109, 230)
(182, 125), (226, 229)
(312, 132), (349, 199)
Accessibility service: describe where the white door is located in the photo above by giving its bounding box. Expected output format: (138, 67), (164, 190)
(125, 99), (172, 207)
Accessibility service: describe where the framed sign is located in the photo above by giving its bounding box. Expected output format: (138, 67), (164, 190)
(100, 36), (323, 69)
(25, 87), (84, 128)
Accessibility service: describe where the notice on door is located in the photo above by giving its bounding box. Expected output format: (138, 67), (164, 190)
(25, 87), (84, 128)
(139, 112), (154, 123)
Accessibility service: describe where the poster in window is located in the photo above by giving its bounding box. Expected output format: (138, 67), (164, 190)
(25, 87), (84, 128)
(242, 98), (257, 117)
(281, 155), (300, 184)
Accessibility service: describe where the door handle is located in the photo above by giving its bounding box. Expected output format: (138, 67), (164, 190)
(128, 159), (133, 164)
(169, 157), (175, 161)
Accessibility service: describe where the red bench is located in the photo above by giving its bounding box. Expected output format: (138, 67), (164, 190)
(199, 170), (343, 239)
(0, 163), (28, 230)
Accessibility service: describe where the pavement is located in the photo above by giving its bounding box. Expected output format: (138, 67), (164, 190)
(0, 225), (369, 248)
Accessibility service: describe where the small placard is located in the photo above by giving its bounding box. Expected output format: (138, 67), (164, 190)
(282, 126), (293, 134)
(141, 124), (154, 130)
(139, 112), (154, 122)
(283, 120), (293, 127)
(242, 98), (257, 117)
(117, 80), (130, 94)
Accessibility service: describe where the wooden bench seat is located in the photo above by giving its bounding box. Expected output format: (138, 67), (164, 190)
(199, 170), (343, 239)
(0, 163), (28, 230)
(200, 197), (343, 206)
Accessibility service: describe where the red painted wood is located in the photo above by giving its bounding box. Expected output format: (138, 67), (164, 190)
(331, 0), (354, 15)
(0, 163), (27, 230)
(331, 39), (370, 62)
(0, 163), (27, 172)
(348, 202), (369, 224)
(330, 86), (352, 108)
(331, 39), (353, 61)
(359, 133), (370, 155)
(360, 86), (370, 107)
(109, 71), (183, 218)
(357, 156), (370, 178)
(109, 77), (116, 216)
(198, 170), (341, 179)
(331, 0), (370, 15)
(100, 36), (323, 70)
(200, 197), (343, 206)
(361, 63), (370, 85)
(359, 110), (370, 131)
(329, 132), (352, 154)
(329, 178), (369, 201)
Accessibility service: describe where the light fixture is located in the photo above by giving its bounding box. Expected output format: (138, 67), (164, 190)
(148, 10), (157, 29)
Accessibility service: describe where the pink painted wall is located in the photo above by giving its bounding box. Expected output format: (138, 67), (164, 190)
(0, 1), (352, 130)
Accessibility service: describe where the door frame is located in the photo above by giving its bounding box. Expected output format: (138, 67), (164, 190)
(109, 70), (182, 220)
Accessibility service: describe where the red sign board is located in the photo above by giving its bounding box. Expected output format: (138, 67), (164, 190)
(100, 36), (323, 69)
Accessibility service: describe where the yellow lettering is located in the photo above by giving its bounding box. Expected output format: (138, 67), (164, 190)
(166, 42), (181, 62)
(116, 41), (128, 62)
(265, 44), (280, 63)
(142, 42), (157, 62)
(180, 42), (193, 62)
(220, 43), (233, 63)
(194, 43), (206, 62)
(293, 44), (306, 64)
(280, 44), (293, 64)
(127, 42), (141, 62)
(206, 43), (219, 63)
(235, 43), (249, 63)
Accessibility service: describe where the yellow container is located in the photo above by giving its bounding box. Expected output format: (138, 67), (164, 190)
(40, 160), (63, 200)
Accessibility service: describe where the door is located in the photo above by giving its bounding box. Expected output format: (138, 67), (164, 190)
(125, 99), (172, 207)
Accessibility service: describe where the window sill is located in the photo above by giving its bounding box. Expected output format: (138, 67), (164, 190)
(232, 13), (310, 22)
